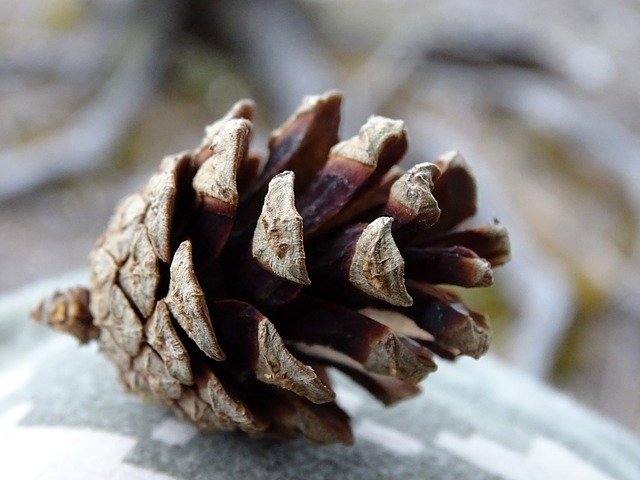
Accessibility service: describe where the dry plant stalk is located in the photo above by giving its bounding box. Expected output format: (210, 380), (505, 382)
(33, 91), (510, 444)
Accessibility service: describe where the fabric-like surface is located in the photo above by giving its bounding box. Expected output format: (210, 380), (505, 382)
(1, 272), (639, 480)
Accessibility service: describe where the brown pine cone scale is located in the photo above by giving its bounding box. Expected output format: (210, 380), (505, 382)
(33, 91), (510, 445)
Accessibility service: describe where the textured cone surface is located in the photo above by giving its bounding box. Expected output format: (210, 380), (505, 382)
(34, 91), (510, 445)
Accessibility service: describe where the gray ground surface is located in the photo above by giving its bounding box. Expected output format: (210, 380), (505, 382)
(1, 276), (639, 479)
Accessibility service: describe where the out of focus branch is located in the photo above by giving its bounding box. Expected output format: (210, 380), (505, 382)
(0, 1), (176, 200)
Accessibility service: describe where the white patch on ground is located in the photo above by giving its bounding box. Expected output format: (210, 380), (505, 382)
(436, 431), (615, 480)
(354, 419), (425, 456)
(0, 365), (34, 400)
(151, 417), (198, 446)
(0, 402), (178, 480)
(0, 402), (33, 431)
(110, 464), (177, 480)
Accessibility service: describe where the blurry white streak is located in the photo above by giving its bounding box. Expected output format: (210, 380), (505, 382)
(331, 383), (365, 415)
(436, 431), (614, 480)
(151, 417), (198, 447)
(501, 259), (575, 378)
(563, 43), (616, 91)
(0, 402), (131, 480)
(0, 17), (115, 79)
(0, 0), (31, 23)
(354, 419), (424, 456)
(340, 30), (422, 134)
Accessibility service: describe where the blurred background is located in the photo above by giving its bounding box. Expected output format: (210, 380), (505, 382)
(1, 0), (638, 434)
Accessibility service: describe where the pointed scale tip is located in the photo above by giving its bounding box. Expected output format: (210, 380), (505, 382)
(252, 171), (311, 286)
(349, 217), (413, 307)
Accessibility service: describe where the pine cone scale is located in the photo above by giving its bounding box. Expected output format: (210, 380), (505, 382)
(319, 165), (405, 232)
(403, 245), (494, 288)
(143, 167), (179, 264)
(271, 295), (435, 384)
(117, 226), (160, 318)
(386, 162), (441, 229)
(331, 361), (421, 406)
(427, 151), (479, 234)
(145, 300), (194, 385)
(421, 223), (511, 266)
(100, 193), (148, 265)
(211, 300), (334, 404)
(305, 219), (412, 308)
(194, 369), (267, 434)
(165, 240), (224, 361)
(87, 247), (118, 324)
(348, 216), (413, 307)
(296, 116), (407, 235)
(104, 285), (144, 356)
(261, 91), (341, 193)
(251, 171), (310, 286)
(32, 287), (97, 343)
(99, 328), (131, 371)
(405, 282), (491, 359)
(191, 119), (249, 265)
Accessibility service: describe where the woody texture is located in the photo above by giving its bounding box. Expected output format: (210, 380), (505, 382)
(33, 91), (510, 444)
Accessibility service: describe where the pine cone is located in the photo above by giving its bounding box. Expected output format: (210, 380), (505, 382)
(33, 91), (510, 444)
